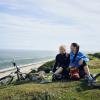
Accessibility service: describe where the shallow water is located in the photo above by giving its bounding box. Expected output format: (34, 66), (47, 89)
(0, 49), (56, 70)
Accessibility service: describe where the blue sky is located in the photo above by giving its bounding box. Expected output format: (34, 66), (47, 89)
(0, 0), (100, 52)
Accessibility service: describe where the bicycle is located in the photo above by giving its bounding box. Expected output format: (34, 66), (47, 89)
(0, 62), (33, 86)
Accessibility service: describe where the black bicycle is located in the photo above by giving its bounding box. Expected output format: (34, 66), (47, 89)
(0, 62), (32, 86)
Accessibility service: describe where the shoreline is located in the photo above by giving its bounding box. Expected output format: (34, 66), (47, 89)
(0, 59), (54, 78)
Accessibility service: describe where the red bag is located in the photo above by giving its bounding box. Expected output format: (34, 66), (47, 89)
(70, 68), (80, 80)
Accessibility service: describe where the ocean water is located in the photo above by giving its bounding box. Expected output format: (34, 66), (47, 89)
(0, 50), (56, 70)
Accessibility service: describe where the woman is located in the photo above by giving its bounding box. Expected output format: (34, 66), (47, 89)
(52, 45), (70, 80)
(70, 43), (93, 81)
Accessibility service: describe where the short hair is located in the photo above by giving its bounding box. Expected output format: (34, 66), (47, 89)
(59, 45), (66, 51)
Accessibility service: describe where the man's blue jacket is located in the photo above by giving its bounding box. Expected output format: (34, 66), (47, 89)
(70, 51), (89, 67)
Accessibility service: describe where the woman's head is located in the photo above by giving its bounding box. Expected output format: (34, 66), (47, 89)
(59, 45), (66, 54)
(70, 43), (80, 53)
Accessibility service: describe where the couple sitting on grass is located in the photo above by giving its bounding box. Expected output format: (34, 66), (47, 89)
(52, 43), (93, 83)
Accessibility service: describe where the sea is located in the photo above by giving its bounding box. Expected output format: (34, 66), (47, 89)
(0, 49), (56, 70)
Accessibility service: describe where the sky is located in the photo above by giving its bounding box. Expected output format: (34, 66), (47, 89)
(0, 0), (100, 52)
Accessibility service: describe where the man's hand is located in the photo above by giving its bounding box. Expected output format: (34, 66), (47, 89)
(79, 59), (83, 65)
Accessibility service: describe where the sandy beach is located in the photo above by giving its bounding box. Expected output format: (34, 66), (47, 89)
(0, 59), (53, 78)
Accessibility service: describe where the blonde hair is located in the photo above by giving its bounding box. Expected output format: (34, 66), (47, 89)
(59, 45), (66, 52)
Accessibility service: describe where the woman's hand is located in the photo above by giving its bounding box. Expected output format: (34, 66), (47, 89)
(79, 59), (83, 65)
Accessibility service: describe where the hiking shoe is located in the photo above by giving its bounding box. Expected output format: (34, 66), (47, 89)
(85, 75), (96, 86)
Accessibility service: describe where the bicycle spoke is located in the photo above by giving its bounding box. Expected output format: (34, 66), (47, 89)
(0, 76), (13, 86)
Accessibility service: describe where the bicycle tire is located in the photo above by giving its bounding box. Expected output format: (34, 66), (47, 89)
(0, 76), (13, 86)
(92, 73), (100, 88)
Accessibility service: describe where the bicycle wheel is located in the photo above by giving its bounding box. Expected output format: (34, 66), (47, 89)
(26, 73), (42, 82)
(92, 73), (100, 88)
(0, 76), (13, 86)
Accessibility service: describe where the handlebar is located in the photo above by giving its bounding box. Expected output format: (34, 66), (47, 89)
(12, 62), (16, 67)
(12, 61), (20, 72)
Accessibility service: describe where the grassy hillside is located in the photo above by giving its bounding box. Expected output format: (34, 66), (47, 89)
(0, 80), (100, 100)
(0, 53), (100, 100)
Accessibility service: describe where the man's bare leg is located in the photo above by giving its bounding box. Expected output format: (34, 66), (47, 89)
(83, 65), (94, 84)
(84, 65), (90, 76)
(54, 67), (63, 75)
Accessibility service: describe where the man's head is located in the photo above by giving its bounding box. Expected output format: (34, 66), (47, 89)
(59, 45), (66, 54)
(70, 43), (80, 54)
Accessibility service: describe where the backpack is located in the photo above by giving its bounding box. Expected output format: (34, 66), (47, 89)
(70, 68), (80, 80)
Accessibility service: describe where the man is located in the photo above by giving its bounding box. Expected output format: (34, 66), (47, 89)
(69, 43), (94, 83)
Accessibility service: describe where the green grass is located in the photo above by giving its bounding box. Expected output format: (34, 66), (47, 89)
(0, 53), (100, 100)
(0, 74), (100, 100)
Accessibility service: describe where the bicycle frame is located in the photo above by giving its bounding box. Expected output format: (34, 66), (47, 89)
(12, 62), (25, 81)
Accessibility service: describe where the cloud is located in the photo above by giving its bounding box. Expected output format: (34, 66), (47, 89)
(0, 0), (100, 51)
